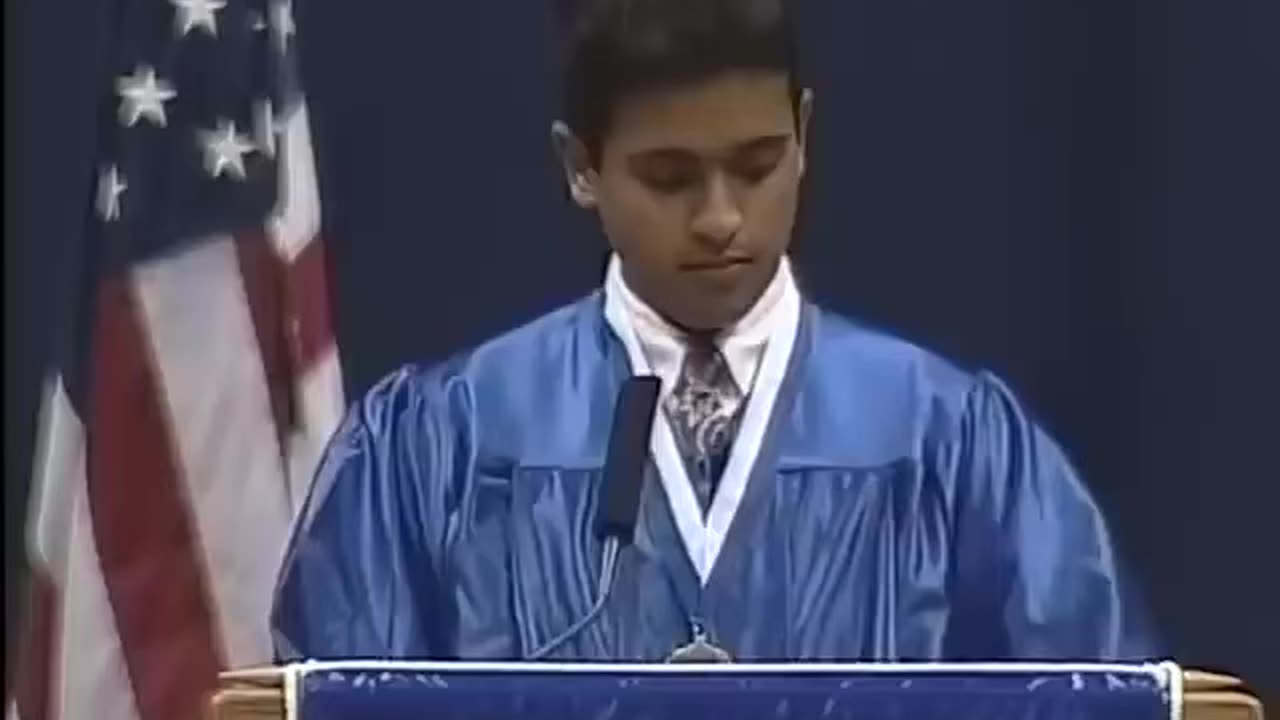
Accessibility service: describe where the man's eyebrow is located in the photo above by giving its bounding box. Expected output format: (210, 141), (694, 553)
(629, 134), (792, 162)
(731, 134), (791, 154)
(628, 147), (700, 164)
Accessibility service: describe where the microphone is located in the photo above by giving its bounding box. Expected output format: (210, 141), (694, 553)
(527, 376), (660, 660)
(594, 375), (660, 545)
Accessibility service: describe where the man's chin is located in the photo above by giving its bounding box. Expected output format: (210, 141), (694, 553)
(636, 263), (777, 334)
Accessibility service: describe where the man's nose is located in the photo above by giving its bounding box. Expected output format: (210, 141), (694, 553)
(691, 174), (743, 249)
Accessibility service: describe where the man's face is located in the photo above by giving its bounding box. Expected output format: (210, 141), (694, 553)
(560, 70), (811, 332)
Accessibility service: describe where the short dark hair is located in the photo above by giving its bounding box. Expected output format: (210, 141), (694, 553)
(557, 0), (803, 161)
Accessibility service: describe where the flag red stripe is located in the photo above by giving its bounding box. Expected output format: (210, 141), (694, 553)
(12, 568), (58, 720)
(87, 279), (224, 720)
(234, 230), (294, 452)
(285, 237), (337, 373)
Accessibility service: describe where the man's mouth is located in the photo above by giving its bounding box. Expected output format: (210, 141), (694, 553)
(680, 256), (752, 272)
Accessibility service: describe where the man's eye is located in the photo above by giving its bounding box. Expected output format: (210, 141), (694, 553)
(641, 170), (698, 193)
(734, 162), (778, 184)
(730, 155), (782, 184)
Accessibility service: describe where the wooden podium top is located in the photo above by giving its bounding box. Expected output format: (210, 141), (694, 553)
(1183, 670), (1267, 720)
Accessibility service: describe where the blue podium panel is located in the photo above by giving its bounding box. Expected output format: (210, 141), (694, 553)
(293, 662), (1180, 720)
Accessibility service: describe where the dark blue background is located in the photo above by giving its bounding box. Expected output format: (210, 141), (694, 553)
(7, 0), (1278, 704)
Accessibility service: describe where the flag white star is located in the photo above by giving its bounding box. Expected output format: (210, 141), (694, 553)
(96, 165), (127, 221)
(171, 0), (226, 38)
(270, 1), (296, 53)
(115, 66), (177, 128)
(198, 119), (256, 180)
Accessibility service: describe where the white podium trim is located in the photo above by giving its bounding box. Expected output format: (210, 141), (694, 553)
(293, 658), (1177, 677)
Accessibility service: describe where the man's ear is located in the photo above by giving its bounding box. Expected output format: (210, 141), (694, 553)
(796, 89), (814, 178)
(552, 121), (597, 209)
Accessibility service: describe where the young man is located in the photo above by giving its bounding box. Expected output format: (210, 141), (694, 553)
(271, 0), (1159, 661)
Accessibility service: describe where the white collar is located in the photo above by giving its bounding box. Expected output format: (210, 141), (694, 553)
(603, 255), (797, 398)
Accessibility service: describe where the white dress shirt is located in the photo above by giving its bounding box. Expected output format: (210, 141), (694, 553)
(603, 255), (799, 405)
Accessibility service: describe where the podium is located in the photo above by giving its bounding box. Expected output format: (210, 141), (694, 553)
(210, 661), (1264, 720)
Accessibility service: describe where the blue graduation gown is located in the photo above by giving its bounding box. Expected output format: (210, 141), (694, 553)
(270, 293), (1160, 662)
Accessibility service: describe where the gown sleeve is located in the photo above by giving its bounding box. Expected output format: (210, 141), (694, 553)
(944, 372), (1163, 661)
(270, 367), (462, 661)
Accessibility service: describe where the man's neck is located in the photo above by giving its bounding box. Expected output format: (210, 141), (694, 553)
(614, 257), (790, 341)
(604, 254), (796, 394)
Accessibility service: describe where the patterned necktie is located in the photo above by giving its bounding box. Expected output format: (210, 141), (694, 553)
(663, 337), (744, 513)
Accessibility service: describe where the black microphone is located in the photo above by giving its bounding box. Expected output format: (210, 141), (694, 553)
(594, 375), (660, 545)
(528, 376), (660, 660)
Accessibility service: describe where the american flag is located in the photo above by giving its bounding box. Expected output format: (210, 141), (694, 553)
(8, 0), (344, 718)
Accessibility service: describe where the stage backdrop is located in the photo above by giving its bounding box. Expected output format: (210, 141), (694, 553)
(7, 0), (1278, 704)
